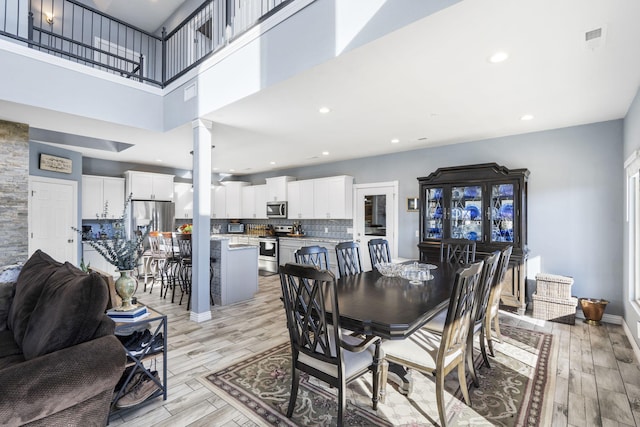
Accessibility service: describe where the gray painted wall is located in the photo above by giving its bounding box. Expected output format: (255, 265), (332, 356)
(623, 87), (640, 347)
(247, 120), (624, 315)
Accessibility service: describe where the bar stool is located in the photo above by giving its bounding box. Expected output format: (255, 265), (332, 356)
(175, 233), (192, 309)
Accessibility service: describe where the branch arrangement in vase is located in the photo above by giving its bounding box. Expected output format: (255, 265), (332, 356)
(73, 194), (148, 271)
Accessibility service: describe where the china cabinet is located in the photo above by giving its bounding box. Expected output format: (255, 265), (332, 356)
(418, 163), (529, 314)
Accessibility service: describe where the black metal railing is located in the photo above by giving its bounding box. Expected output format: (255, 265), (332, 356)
(0, 0), (294, 88)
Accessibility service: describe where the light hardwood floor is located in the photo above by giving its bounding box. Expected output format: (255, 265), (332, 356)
(108, 274), (640, 427)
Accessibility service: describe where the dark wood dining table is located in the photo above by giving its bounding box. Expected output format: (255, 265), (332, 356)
(334, 261), (458, 340)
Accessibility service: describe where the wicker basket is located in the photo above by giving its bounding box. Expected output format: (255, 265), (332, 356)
(532, 293), (577, 325)
(535, 273), (574, 299)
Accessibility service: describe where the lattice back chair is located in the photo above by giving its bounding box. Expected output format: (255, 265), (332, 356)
(440, 238), (476, 264)
(466, 250), (501, 386)
(381, 260), (484, 427)
(368, 238), (391, 268)
(279, 263), (382, 425)
(422, 251), (500, 387)
(335, 241), (363, 277)
(294, 245), (331, 271)
(485, 245), (513, 357)
(175, 233), (192, 310)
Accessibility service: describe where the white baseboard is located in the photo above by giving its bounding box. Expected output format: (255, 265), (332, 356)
(622, 320), (640, 365)
(190, 310), (212, 323)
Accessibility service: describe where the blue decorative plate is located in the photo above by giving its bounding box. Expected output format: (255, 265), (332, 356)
(464, 186), (480, 198)
(499, 204), (513, 219)
(465, 205), (480, 220)
(466, 231), (478, 240)
(432, 206), (443, 219)
(432, 189), (442, 200)
(498, 184), (513, 197)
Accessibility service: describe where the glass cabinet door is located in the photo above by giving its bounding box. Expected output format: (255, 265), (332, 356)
(490, 183), (515, 242)
(424, 187), (443, 239)
(450, 185), (482, 241)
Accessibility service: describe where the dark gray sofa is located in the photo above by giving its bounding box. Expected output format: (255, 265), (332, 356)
(0, 250), (126, 426)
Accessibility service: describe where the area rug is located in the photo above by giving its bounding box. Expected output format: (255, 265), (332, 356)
(203, 325), (556, 426)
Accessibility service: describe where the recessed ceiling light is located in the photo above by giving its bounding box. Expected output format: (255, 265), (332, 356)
(391, 138), (400, 144)
(319, 107), (331, 114)
(520, 114), (534, 121)
(488, 51), (509, 63)
(270, 161), (276, 165)
(229, 169), (235, 172)
(156, 159), (162, 162)
(322, 151), (330, 156)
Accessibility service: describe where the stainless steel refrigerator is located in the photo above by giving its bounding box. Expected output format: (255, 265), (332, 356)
(126, 200), (175, 240)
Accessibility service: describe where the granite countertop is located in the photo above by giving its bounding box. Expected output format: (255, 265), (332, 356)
(228, 243), (258, 250)
(278, 236), (351, 243)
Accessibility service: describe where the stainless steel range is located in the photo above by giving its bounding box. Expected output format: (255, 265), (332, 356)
(257, 236), (278, 274)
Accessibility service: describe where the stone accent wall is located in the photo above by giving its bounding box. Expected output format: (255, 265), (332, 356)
(0, 120), (29, 265)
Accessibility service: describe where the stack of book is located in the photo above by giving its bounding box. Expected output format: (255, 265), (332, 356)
(107, 305), (149, 322)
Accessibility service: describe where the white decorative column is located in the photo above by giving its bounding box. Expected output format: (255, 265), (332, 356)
(190, 118), (213, 322)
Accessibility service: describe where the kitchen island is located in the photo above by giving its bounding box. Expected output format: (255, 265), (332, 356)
(210, 236), (259, 305)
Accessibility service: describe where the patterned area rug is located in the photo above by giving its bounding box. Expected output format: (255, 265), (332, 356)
(203, 325), (556, 426)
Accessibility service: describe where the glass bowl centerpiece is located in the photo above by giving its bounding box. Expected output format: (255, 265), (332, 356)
(74, 195), (147, 311)
(375, 262), (402, 277)
(400, 262), (437, 284)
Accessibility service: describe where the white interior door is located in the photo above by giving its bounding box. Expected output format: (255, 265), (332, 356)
(353, 182), (398, 271)
(29, 176), (78, 265)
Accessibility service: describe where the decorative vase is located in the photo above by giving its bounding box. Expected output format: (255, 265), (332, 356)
(579, 298), (609, 326)
(114, 270), (138, 311)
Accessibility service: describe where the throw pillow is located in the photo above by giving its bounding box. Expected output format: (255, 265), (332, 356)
(0, 282), (16, 332)
(21, 262), (109, 360)
(8, 250), (62, 346)
(0, 263), (23, 283)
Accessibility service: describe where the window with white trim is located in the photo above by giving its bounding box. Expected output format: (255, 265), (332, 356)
(626, 151), (640, 301)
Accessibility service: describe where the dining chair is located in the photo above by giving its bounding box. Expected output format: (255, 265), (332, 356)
(486, 245), (513, 357)
(175, 233), (192, 309)
(421, 251), (500, 387)
(335, 241), (362, 277)
(440, 238), (476, 264)
(279, 263), (382, 426)
(159, 232), (180, 300)
(368, 238), (391, 268)
(381, 259), (484, 427)
(294, 245), (330, 270)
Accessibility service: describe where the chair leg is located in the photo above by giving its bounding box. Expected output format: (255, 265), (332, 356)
(338, 382), (346, 427)
(286, 368), (300, 418)
(378, 359), (388, 404)
(458, 359), (471, 406)
(466, 333), (479, 388)
(479, 326), (491, 369)
(436, 372), (448, 427)
(371, 342), (380, 410)
(493, 315), (502, 341)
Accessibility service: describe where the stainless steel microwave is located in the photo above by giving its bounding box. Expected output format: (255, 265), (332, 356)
(266, 201), (287, 219)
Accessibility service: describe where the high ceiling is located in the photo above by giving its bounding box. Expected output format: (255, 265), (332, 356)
(3, 0), (640, 175)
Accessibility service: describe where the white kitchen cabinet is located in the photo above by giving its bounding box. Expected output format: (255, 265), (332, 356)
(82, 175), (125, 219)
(82, 244), (117, 278)
(313, 176), (353, 219)
(266, 176), (295, 202)
(242, 185), (267, 219)
(223, 181), (249, 219)
(278, 237), (340, 277)
(211, 182), (249, 218)
(124, 171), (174, 201)
(287, 180), (314, 219)
(211, 185), (226, 218)
(174, 182), (193, 218)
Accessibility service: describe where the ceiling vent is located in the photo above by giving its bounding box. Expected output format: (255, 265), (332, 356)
(584, 26), (606, 51)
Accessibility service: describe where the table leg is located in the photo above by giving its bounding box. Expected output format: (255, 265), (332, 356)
(386, 362), (413, 396)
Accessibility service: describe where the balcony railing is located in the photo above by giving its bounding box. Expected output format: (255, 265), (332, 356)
(0, 0), (293, 87)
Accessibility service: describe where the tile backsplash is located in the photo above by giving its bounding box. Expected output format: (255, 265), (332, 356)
(205, 218), (353, 240)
